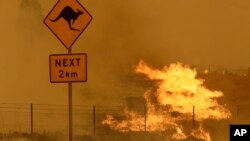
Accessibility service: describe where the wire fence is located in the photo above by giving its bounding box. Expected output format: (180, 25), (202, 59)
(0, 103), (249, 136)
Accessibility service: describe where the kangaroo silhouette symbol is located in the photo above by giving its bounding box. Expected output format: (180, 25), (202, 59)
(50, 6), (83, 31)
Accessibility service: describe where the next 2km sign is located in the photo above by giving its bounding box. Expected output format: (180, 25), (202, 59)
(49, 53), (87, 83)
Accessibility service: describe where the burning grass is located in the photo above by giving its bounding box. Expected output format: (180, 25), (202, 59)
(103, 60), (231, 141)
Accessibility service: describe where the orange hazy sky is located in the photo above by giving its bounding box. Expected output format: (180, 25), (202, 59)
(1, 0), (250, 104)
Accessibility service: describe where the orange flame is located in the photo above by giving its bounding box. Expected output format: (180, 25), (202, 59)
(102, 60), (231, 141)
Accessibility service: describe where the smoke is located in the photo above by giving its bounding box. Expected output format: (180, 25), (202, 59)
(0, 0), (69, 104)
(19, 0), (43, 19)
(1, 0), (249, 105)
(0, 1), (250, 140)
(76, 0), (250, 106)
(1, 0), (250, 104)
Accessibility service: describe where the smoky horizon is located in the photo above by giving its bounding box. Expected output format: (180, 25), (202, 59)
(1, 0), (250, 141)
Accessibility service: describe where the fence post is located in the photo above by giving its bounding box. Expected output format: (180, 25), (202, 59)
(192, 106), (195, 128)
(145, 105), (147, 132)
(93, 105), (95, 136)
(30, 104), (33, 135)
(237, 104), (239, 119)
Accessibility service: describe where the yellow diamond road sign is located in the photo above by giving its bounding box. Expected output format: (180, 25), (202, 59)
(44, 0), (92, 49)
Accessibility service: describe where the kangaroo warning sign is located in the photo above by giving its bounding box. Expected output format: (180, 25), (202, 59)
(44, 0), (92, 49)
(49, 53), (87, 83)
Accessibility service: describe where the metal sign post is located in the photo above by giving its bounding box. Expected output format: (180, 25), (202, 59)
(69, 82), (73, 141)
(68, 48), (73, 141)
